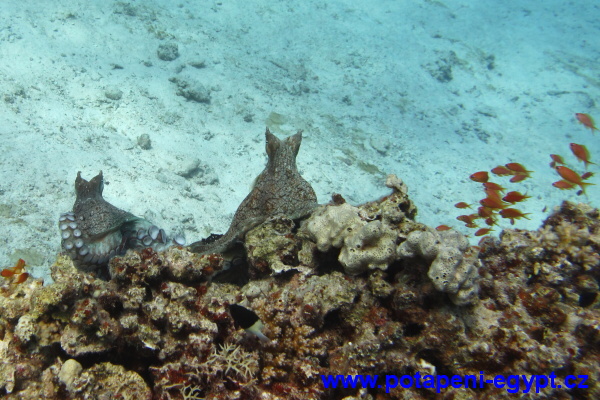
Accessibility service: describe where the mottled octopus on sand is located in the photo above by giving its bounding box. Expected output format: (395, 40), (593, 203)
(59, 171), (185, 273)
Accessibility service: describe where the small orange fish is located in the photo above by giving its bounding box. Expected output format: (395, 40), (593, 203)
(552, 180), (576, 190)
(1, 259), (28, 285)
(1, 269), (15, 278)
(465, 222), (478, 229)
(581, 171), (594, 180)
(509, 174), (528, 183)
(457, 214), (479, 224)
(480, 197), (506, 210)
(470, 171), (489, 183)
(454, 202), (472, 209)
(14, 258), (25, 271)
(436, 225), (452, 231)
(502, 191), (531, 204)
(550, 154), (565, 165)
(556, 166), (595, 193)
(491, 166), (513, 176)
(499, 208), (530, 225)
(569, 143), (596, 169)
(477, 206), (494, 218)
(505, 163), (533, 175)
(484, 188), (503, 201)
(482, 182), (506, 192)
(575, 113), (598, 134)
(484, 217), (497, 226)
(1, 259), (25, 277)
(475, 228), (493, 236)
(14, 273), (29, 284)
(499, 208), (530, 220)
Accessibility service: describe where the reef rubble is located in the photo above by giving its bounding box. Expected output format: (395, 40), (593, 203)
(0, 177), (598, 399)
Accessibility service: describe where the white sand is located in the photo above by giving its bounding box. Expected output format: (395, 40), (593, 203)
(1, 0), (598, 282)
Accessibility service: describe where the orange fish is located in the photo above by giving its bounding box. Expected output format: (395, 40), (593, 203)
(491, 166), (513, 176)
(480, 197), (506, 210)
(505, 163), (533, 175)
(550, 154), (565, 165)
(509, 174), (528, 183)
(454, 202), (472, 209)
(499, 208), (530, 219)
(482, 182), (506, 192)
(465, 222), (478, 229)
(0, 269), (15, 278)
(1, 259), (28, 285)
(435, 225), (452, 231)
(14, 273), (29, 284)
(484, 217), (497, 226)
(1, 259), (25, 277)
(502, 191), (531, 204)
(569, 143), (595, 169)
(470, 171), (489, 183)
(575, 113), (598, 134)
(475, 228), (493, 236)
(581, 171), (594, 180)
(552, 180), (576, 190)
(556, 166), (595, 193)
(457, 214), (479, 224)
(484, 188), (503, 201)
(477, 206), (494, 218)
(14, 258), (25, 271)
(499, 208), (530, 225)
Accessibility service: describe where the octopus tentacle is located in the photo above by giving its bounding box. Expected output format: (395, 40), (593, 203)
(59, 171), (185, 273)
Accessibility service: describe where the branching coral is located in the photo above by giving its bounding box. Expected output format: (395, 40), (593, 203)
(203, 342), (259, 382)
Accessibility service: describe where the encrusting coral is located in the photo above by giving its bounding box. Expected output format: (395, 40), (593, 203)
(397, 229), (480, 305)
(298, 175), (477, 305)
(0, 177), (598, 399)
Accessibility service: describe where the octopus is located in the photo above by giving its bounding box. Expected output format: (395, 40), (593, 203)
(59, 171), (185, 272)
(189, 128), (318, 254)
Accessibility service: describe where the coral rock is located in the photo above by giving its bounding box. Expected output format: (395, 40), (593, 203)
(398, 229), (480, 305)
(339, 219), (397, 275)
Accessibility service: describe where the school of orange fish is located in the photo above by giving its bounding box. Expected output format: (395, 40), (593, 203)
(1, 258), (29, 285)
(437, 112), (597, 239)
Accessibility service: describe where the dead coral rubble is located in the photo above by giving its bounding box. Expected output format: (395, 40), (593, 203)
(0, 185), (598, 399)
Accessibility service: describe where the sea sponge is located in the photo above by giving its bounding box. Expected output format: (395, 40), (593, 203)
(397, 229), (479, 305)
(300, 202), (365, 252)
(300, 203), (399, 275)
(338, 220), (397, 275)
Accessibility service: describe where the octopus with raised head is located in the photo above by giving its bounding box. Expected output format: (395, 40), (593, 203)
(59, 171), (185, 272)
(189, 128), (318, 254)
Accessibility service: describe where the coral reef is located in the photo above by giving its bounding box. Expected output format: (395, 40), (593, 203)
(298, 174), (477, 304)
(397, 229), (480, 305)
(1, 178), (598, 399)
(299, 175), (417, 277)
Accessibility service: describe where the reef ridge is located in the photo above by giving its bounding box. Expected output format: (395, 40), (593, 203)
(0, 177), (598, 399)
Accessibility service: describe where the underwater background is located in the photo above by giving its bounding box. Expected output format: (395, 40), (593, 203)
(0, 1), (599, 399)
(0, 0), (598, 281)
